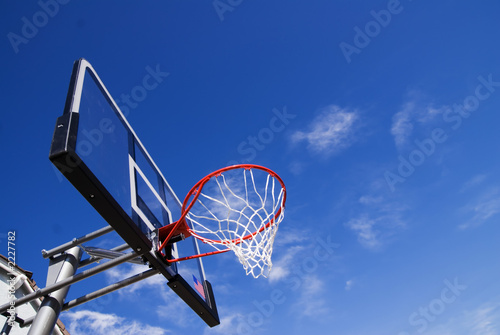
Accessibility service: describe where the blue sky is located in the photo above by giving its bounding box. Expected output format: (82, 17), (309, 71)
(2, 1), (500, 334)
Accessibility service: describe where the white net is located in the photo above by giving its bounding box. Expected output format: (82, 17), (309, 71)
(186, 167), (285, 278)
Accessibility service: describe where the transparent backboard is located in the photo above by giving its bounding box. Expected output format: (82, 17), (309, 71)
(49, 58), (218, 326)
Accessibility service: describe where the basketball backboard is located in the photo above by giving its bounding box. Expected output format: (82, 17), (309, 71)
(49, 58), (219, 326)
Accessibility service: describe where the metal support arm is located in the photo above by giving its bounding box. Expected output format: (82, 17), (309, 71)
(0, 252), (138, 315)
(41, 226), (114, 259)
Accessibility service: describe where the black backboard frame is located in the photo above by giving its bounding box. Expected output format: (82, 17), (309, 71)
(49, 58), (219, 327)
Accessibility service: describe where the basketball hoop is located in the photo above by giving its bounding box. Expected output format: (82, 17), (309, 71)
(158, 164), (286, 278)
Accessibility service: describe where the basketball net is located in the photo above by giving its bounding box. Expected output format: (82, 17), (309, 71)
(185, 167), (286, 278)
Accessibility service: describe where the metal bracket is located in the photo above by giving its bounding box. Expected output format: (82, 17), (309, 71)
(80, 246), (145, 265)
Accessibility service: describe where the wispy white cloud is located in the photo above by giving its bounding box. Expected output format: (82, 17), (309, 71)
(268, 229), (308, 283)
(391, 101), (415, 149)
(64, 310), (168, 335)
(345, 215), (381, 250)
(273, 229), (304, 247)
(460, 174), (488, 193)
(288, 160), (305, 176)
(204, 312), (244, 335)
(459, 187), (500, 230)
(269, 230), (333, 318)
(268, 245), (304, 283)
(302, 274), (326, 296)
(463, 302), (500, 335)
(344, 279), (354, 291)
(390, 93), (447, 150)
(416, 105), (445, 123)
(345, 193), (406, 250)
(155, 289), (193, 326)
(358, 195), (383, 205)
(104, 264), (192, 325)
(292, 105), (359, 156)
(423, 301), (500, 335)
(292, 275), (330, 318)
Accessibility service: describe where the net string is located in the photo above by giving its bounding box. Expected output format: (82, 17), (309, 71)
(186, 169), (285, 278)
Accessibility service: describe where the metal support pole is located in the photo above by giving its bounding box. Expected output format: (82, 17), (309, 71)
(1, 317), (13, 335)
(20, 268), (160, 327)
(0, 251), (139, 315)
(28, 246), (82, 335)
(63, 268), (159, 311)
(41, 225), (114, 259)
